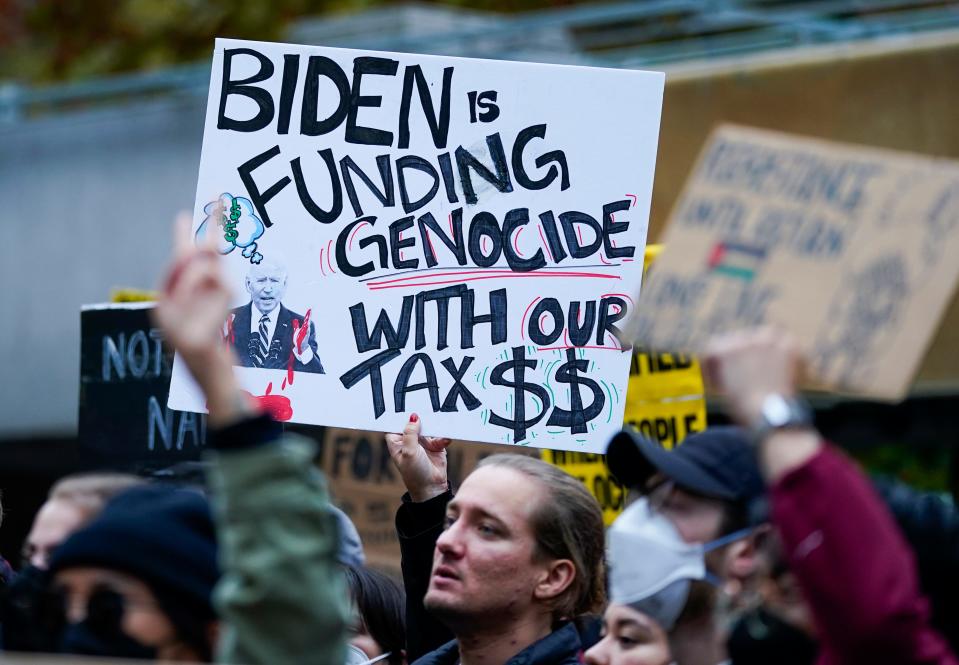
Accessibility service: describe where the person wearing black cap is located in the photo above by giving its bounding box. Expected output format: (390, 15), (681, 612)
(47, 484), (219, 661)
(593, 427), (767, 665)
(606, 425), (766, 592)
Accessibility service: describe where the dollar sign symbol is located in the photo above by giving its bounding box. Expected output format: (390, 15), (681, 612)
(489, 346), (551, 443)
(546, 348), (605, 434)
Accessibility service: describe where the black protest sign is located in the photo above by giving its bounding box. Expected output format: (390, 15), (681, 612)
(79, 304), (205, 468)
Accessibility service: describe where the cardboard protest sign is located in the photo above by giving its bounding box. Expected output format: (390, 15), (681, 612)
(80, 303), (206, 468)
(629, 125), (959, 400)
(168, 38), (664, 452)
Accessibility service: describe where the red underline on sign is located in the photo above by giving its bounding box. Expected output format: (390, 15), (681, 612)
(367, 269), (620, 287)
(367, 271), (621, 291)
(537, 344), (624, 352)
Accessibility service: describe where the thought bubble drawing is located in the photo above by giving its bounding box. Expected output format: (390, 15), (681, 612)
(196, 193), (265, 264)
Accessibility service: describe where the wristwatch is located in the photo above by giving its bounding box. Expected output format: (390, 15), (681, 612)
(749, 393), (813, 445)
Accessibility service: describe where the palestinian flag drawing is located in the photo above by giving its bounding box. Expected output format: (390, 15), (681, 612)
(706, 241), (767, 281)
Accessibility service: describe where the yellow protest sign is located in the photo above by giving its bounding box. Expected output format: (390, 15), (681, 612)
(625, 351), (706, 450)
(543, 244), (707, 525)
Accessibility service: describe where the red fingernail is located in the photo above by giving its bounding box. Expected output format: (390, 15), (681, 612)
(410, 413), (419, 423)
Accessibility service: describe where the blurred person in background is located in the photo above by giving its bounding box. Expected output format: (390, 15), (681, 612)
(47, 484), (220, 661)
(2, 472), (144, 652)
(23, 472), (144, 571)
(704, 327), (957, 665)
(345, 564), (406, 665)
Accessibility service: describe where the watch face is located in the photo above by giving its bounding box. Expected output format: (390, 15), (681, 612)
(763, 394), (794, 428)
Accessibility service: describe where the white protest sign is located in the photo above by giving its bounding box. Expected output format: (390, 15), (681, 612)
(168, 38), (664, 452)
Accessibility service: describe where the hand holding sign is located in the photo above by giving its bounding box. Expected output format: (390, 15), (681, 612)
(385, 414), (452, 502)
(703, 326), (804, 427)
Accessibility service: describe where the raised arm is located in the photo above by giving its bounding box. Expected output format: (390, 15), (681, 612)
(705, 328), (957, 664)
(155, 214), (348, 664)
(386, 415), (455, 660)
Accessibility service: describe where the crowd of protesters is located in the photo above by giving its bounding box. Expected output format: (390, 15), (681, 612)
(0, 216), (955, 665)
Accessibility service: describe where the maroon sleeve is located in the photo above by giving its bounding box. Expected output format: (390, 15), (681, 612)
(771, 446), (957, 665)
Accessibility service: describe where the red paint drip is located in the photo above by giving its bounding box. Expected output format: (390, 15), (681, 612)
(226, 313), (236, 345)
(281, 377), (287, 390)
(289, 320), (299, 387)
(244, 390), (293, 421)
(297, 309), (312, 352)
(265, 382), (273, 396)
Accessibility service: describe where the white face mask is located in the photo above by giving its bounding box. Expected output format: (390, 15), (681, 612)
(607, 498), (752, 630)
(345, 644), (393, 665)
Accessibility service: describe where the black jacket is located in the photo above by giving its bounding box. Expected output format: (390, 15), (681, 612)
(395, 489), (455, 660)
(413, 623), (584, 665)
(874, 477), (959, 653)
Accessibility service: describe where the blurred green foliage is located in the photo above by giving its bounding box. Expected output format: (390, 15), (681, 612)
(852, 443), (953, 494)
(0, 0), (589, 84)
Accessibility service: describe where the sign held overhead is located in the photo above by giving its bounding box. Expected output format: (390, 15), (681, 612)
(629, 125), (959, 400)
(169, 39), (665, 453)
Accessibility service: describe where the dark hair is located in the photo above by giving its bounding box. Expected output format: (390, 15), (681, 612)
(344, 565), (405, 664)
(477, 454), (607, 622)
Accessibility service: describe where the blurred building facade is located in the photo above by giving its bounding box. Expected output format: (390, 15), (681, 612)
(3, 0), (959, 439)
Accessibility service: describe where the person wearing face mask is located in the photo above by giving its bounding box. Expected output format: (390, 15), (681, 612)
(704, 327), (958, 665)
(603, 427), (767, 665)
(586, 481), (759, 665)
(1, 472), (146, 654)
(46, 484), (220, 661)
